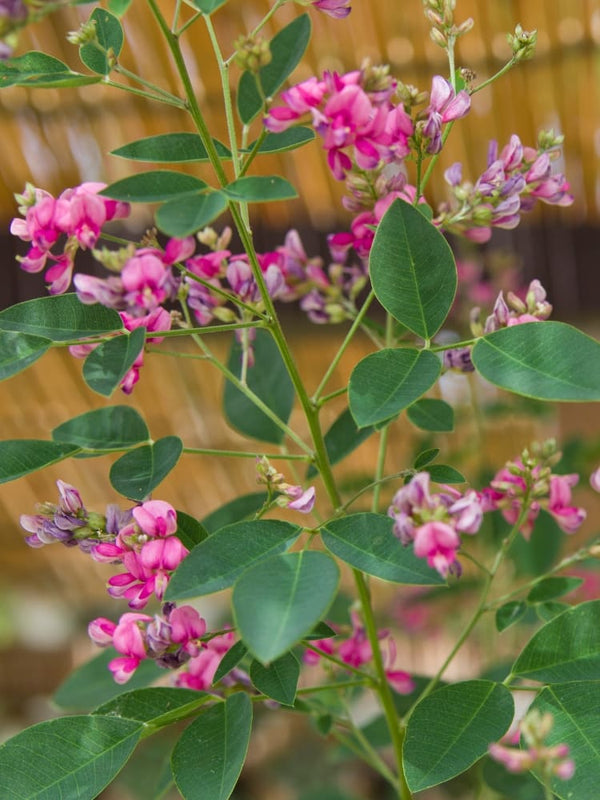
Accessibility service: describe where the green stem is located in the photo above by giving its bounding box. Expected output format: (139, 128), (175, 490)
(331, 729), (399, 790)
(471, 58), (518, 95)
(223, 0), (288, 65)
(318, 386), (349, 406)
(408, 503), (533, 713)
(182, 446), (310, 461)
(296, 679), (369, 695)
(312, 289), (375, 403)
(178, 267), (269, 319)
(371, 424), (390, 513)
(112, 64), (186, 107)
(420, 120), (455, 194)
(354, 569), (411, 800)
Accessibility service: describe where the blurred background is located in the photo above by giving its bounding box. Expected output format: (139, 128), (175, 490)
(1, 1), (600, 798)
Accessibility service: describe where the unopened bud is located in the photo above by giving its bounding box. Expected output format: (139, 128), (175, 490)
(457, 17), (474, 36)
(212, 306), (237, 323)
(67, 19), (97, 46)
(538, 128), (564, 151)
(233, 34), (271, 73)
(429, 27), (448, 48)
(507, 24), (537, 61)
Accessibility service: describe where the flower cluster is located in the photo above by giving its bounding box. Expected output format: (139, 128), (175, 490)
(255, 456), (316, 514)
(438, 132), (573, 243)
(305, 609), (414, 695)
(482, 442), (586, 538)
(443, 278), (552, 374)
(489, 709), (575, 781)
(89, 602), (237, 686)
(387, 472), (484, 577)
(10, 182), (130, 294)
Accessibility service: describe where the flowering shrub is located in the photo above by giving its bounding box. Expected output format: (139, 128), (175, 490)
(1, 1), (600, 799)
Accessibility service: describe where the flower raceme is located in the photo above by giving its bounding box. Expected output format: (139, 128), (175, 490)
(387, 472), (484, 578)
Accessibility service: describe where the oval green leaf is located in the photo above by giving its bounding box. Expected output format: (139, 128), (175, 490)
(511, 600), (600, 683)
(100, 170), (208, 202)
(201, 491), (268, 534)
(472, 321), (600, 401)
(322, 513), (444, 585)
(82, 327), (146, 396)
(224, 175), (297, 202)
(233, 551), (339, 664)
(250, 652), (300, 706)
(407, 398), (454, 432)
(171, 692), (252, 800)
(0, 51), (100, 88)
(249, 126), (315, 154)
(52, 406), (149, 450)
(370, 199), (457, 339)
(403, 680), (514, 792)
(307, 407), (376, 478)
(224, 329), (295, 444)
(0, 439), (80, 483)
(0, 294), (122, 341)
(111, 132), (231, 163)
(190, 0), (228, 12)
(109, 436), (183, 500)
(0, 715), (142, 800)
(175, 510), (209, 549)
(496, 600), (527, 632)
(79, 8), (124, 74)
(94, 687), (208, 725)
(427, 464), (466, 484)
(349, 348), (441, 428)
(529, 681), (600, 800)
(413, 448), (440, 469)
(527, 576), (583, 604)
(54, 649), (163, 710)
(155, 191), (227, 237)
(213, 640), (248, 685)
(237, 14), (311, 124)
(0, 331), (51, 380)
(165, 519), (301, 600)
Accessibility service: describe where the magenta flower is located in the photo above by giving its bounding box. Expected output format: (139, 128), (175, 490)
(132, 500), (178, 538)
(423, 76), (471, 154)
(286, 485), (316, 513)
(312, 0), (351, 19)
(175, 630), (237, 690)
(413, 521), (461, 578)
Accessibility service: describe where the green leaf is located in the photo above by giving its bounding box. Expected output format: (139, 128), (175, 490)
(201, 491), (268, 534)
(427, 464), (466, 484)
(0, 715), (142, 800)
(322, 513), (444, 585)
(171, 693), (252, 800)
(0, 51), (100, 88)
(237, 15), (311, 124)
(496, 600), (527, 632)
(52, 406), (149, 450)
(0, 294), (122, 341)
(100, 170), (208, 202)
(190, 0), (227, 12)
(82, 327), (146, 396)
(94, 687), (208, 725)
(108, 0), (132, 16)
(155, 191), (227, 237)
(109, 436), (183, 500)
(413, 448), (440, 469)
(508, 509), (563, 577)
(79, 7), (124, 75)
(370, 199), (457, 339)
(0, 331), (51, 380)
(54, 649), (164, 710)
(0, 440), (80, 483)
(536, 600), (570, 622)
(403, 680), (514, 792)
(224, 175), (297, 202)
(233, 551), (339, 664)
(111, 133), (231, 163)
(249, 126), (315, 154)
(349, 348), (441, 428)
(407, 398), (454, 432)
(511, 600), (600, 683)
(527, 576), (583, 604)
(250, 652), (300, 706)
(472, 321), (600, 401)
(166, 519), (301, 600)
(224, 329), (295, 444)
(213, 640), (248, 684)
(175, 510), (209, 549)
(529, 682), (600, 799)
(307, 407), (376, 478)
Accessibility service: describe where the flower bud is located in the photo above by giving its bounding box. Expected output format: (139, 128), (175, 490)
(233, 34), (271, 73)
(507, 24), (537, 61)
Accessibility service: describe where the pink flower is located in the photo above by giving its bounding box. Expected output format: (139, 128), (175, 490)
(548, 474), (586, 534)
(286, 486), (316, 513)
(175, 631), (236, 690)
(413, 521), (460, 578)
(312, 0), (351, 18)
(590, 468), (600, 493)
(132, 500), (178, 538)
(423, 76), (471, 154)
(88, 617), (117, 646)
